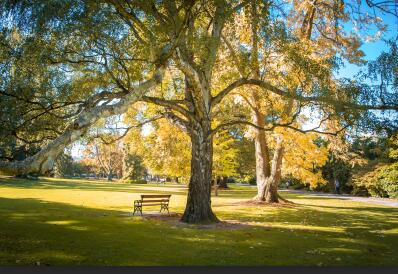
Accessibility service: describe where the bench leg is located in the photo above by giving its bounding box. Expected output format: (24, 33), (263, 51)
(160, 204), (169, 215)
(133, 204), (142, 216)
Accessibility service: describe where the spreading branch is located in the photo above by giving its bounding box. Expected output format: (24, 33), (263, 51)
(211, 78), (398, 111)
(163, 110), (190, 133)
(94, 115), (163, 145)
(0, 63), (167, 176)
(141, 95), (193, 119)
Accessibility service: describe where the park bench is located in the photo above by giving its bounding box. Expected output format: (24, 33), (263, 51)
(133, 194), (171, 216)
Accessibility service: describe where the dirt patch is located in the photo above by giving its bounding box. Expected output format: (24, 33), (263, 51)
(143, 212), (182, 221)
(234, 199), (297, 208)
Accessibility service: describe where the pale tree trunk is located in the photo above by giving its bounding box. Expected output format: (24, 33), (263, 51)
(181, 121), (218, 224)
(107, 152), (112, 181)
(264, 137), (284, 203)
(251, 104), (271, 202)
(53, 162), (62, 178)
(95, 145), (112, 181)
(248, 3), (273, 202)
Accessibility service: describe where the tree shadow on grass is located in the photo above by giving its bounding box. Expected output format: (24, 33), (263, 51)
(0, 196), (397, 266)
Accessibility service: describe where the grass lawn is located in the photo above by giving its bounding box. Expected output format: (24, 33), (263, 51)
(0, 177), (397, 266)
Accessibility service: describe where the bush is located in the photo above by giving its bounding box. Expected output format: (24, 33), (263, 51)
(321, 156), (352, 193)
(121, 178), (147, 184)
(236, 175), (256, 185)
(248, 176), (256, 185)
(280, 177), (308, 190)
(352, 162), (398, 198)
(311, 182), (332, 193)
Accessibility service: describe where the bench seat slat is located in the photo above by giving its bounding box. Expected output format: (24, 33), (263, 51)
(136, 203), (168, 206)
(138, 199), (169, 203)
(141, 195), (171, 199)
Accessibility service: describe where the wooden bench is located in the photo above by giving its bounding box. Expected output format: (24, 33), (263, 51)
(133, 194), (171, 216)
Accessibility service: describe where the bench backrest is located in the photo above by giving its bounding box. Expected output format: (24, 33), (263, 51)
(140, 194), (171, 201)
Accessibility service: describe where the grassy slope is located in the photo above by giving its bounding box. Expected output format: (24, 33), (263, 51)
(0, 177), (397, 266)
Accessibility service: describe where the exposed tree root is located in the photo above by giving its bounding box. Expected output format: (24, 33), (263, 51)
(277, 194), (294, 204)
(240, 198), (296, 208)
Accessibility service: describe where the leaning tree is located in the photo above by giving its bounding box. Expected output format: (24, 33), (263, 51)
(1, 0), (397, 223)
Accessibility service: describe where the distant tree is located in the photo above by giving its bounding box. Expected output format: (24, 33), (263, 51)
(84, 137), (123, 181)
(213, 130), (240, 188)
(122, 144), (146, 180)
(53, 152), (75, 178)
(78, 158), (99, 177)
(321, 153), (353, 192)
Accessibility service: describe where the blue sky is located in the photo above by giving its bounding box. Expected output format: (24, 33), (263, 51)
(336, 7), (398, 79)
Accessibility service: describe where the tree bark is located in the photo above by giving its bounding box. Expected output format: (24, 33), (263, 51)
(251, 108), (271, 202)
(181, 121), (218, 224)
(264, 137), (284, 203)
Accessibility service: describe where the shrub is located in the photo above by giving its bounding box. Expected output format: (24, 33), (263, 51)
(281, 177), (308, 190)
(121, 178), (147, 184)
(351, 162), (398, 198)
(236, 175), (256, 185)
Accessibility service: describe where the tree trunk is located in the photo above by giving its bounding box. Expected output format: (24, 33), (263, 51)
(218, 176), (228, 189)
(107, 154), (112, 181)
(251, 108), (271, 202)
(181, 122), (218, 224)
(107, 170), (113, 181)
(264, 137), (284, 203)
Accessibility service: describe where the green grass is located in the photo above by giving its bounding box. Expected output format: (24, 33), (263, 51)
(0, 177), (397, 266)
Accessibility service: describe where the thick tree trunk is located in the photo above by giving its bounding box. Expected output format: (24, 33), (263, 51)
(264, 138), (284, 203)
(181, 122), (218, 224)
(251, 108), (271, 202)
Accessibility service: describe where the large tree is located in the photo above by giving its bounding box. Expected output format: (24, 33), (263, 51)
(0, 0), (397, 223)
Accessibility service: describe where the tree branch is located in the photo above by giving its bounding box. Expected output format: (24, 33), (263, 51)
(212, 78), (398, 111)
(163, 111), (189, 133)
(0, 62), (167, 176)
(95, 115), (164, 145)
(141, 95), (193, 119)
(211, 117), (349, 137)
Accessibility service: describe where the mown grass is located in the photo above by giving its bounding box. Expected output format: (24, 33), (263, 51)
(0, 177), (397, 266)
